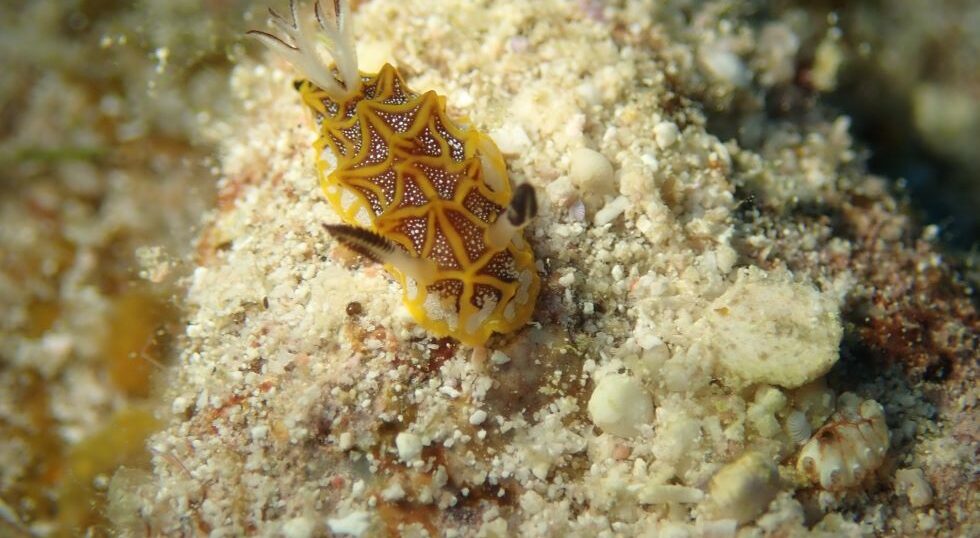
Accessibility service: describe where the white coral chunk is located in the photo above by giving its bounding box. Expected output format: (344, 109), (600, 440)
(698, 267), (842, 388)
(587, 373), (653, 438)
(895, 468), (933, 507)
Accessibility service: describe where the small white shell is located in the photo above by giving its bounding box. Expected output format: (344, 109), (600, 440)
(796, 394), (889, 491)
(704, 452), (780, 524)
(785, 410), (811, 445)
(790, 379), (835, 426)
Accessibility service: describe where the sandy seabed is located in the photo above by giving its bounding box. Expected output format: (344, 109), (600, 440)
(1, 1), (976, 536)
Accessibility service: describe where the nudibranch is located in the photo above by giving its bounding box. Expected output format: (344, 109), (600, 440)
(249, 1), (540, 345)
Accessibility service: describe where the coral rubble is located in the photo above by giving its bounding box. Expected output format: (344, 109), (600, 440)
(113, 1), (976, 535)
(2, 0), (976, 536)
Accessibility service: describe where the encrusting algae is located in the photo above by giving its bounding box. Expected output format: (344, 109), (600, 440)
(249, 0), (540, 345)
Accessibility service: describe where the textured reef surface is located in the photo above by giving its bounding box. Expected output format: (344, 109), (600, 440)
(0, 0), (976, 536)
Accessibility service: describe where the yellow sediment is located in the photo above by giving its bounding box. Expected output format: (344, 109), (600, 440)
(103, 290), (173, 398)
(56, 408), (160, 536)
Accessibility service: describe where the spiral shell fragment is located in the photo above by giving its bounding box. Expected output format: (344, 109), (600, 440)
(704, 451), (780, 524)
(784, 409), (812, 445)
(796, 393), (889, 491)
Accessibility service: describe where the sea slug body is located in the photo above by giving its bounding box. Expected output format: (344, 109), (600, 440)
(249, 0), (540, 345)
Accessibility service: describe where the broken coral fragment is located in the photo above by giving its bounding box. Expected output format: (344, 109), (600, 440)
(699, 267), (842, 388)
(588, 373), (653, 438)
(895, 468), (933, 508)
(746, 386), (788, 438)
(568, 147), (616, 212)
(326, 511), (372, 537)
(395, 431), (423, 463)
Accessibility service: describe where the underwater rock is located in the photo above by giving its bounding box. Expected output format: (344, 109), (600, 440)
(588, 372), (654, 438)
(895, 468), (933, 508)
(699, 267), (842, 389)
